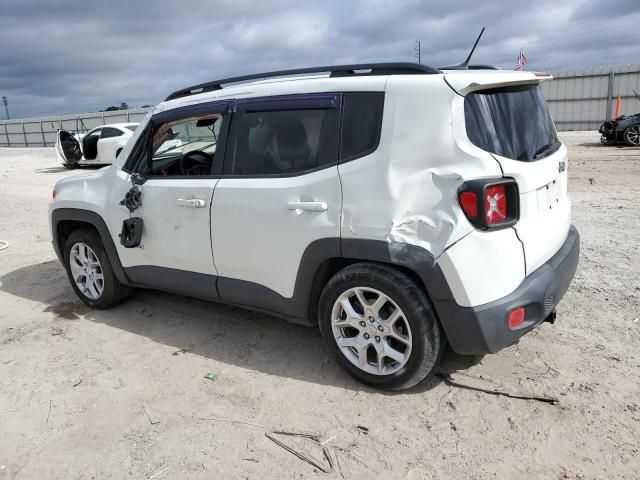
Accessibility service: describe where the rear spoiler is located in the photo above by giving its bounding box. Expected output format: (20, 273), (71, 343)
(444, 70), (552, 96)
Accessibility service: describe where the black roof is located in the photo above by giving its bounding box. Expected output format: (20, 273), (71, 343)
(165, 62), (440, 101)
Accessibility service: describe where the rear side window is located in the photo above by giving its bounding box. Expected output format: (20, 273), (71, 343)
(229, 109), (339, 176)
(464, 84), (560, 162)
(101, 127), (123, 138)
(341, 93), (384, 161)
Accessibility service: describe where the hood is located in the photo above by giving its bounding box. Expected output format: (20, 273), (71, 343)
(55, 164), (112, 188)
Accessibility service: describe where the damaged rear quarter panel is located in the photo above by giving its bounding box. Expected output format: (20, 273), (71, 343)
(338, 75), (502, 259)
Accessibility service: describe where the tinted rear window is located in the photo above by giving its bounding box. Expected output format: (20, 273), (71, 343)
(341, 93), (384, 161)
(464, 84), (559, 162)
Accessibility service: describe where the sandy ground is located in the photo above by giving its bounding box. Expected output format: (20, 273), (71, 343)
(0, 132), (638, 480)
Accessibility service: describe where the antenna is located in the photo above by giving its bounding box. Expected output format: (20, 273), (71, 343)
(439, 27), (488, 70)
(461, 27), (485, 67)
(415, 41), (422, 64)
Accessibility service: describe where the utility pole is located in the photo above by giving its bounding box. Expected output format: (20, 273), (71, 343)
(415, 41), (421, 63)
(1, 96), (9, 120)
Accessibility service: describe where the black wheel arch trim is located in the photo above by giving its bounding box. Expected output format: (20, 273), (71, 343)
(50, 210), (580, 357)
(51, 208), (129, 285)
(340, 238), (453, 301)
(50, 213), (452, 326)
(49, 212), (456, 339)
(216, 238), (453, 325)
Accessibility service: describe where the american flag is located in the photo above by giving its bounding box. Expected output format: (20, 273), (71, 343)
(515, 48), (527, 70)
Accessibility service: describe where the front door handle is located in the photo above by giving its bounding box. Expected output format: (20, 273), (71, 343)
(177, 198), (206, 208)
(287, 201), (328, 212)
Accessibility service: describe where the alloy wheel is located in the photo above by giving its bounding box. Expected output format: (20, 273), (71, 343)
(69, 242), (104, 300)
(331, 287), (412, 375)
(625, 125), (640, 146)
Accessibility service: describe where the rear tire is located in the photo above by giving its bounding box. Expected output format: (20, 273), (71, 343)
(318, 263), (442, 390)
(63, 228), (132, 309)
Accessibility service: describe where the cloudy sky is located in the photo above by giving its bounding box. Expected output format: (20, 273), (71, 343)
(1, 0), (639, 119)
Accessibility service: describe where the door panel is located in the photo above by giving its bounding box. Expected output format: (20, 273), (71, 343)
(106, 101), (231, 282)
(97, 137), (119, 163)
(211, 94), (342, 299)
(211, 168), (341, 297)
(109, 175), (218, 275)
(56, 130), (81, 163)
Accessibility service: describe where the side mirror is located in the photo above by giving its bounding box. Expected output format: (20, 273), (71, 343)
(130, 173), (147, 185)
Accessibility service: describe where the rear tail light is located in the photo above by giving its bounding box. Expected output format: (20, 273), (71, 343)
(458, 178), (519, 229)
(485, 185), (507, 224)
(459, 191), (478, 218)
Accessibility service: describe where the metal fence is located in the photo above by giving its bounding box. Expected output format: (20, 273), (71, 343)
(542, 64), (640, 131)
(0, 108), (151, 147)
(1, 63), (639, 145)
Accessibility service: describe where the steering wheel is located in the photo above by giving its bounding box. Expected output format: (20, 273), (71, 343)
(179, 151), (213, 176)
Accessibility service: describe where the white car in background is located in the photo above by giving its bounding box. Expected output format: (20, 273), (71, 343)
(56, 123), (139, 169)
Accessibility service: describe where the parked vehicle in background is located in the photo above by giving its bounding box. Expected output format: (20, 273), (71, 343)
(49, 62), (580, 390)
(599, 113), (640, 146)
(56, 123), (139, 169)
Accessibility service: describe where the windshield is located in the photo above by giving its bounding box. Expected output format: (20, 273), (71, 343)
(464, 84), (559, 162)
(125, 124), (138, 132)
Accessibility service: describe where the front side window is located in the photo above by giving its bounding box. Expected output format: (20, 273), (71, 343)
(464, 84), (560, 162)
(147, 114), (224, 176)
(85, 128), (102, 139)
(229, 108), (338, 175)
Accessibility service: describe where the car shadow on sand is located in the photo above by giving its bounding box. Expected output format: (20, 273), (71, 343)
(0, 260), (483, 394)
(33, 166), (71, 174)
(34, 165), (105, 174)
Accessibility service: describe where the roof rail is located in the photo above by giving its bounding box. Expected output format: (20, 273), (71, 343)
(165, 62), (440, 101)
(439, 64), (500, 70)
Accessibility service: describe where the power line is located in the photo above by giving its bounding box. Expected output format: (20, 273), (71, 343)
(487, 30), (640, 64)
(2, 97), (9, 120)
(497, 12), (640, 37)
(414, 14), (639, 61)
(481, 21), (640, 56)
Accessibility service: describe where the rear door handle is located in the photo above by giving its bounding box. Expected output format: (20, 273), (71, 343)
(287, 201), (328, 212)
(176, 198), (206, 208)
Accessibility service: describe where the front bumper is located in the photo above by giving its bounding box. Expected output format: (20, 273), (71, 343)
(435, 225), (580, 355)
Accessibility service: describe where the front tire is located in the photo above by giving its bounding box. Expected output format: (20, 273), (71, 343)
(318, 263), (442, 390)
(623, 124), (640, 146)
(63, 229), (132, 309)
(63, 161), (78, 169)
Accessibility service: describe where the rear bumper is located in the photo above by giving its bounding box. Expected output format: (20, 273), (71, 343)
(435, 225), (580, 355)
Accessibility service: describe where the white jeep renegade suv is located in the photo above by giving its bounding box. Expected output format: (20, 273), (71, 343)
(50, 63), (580, 390)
